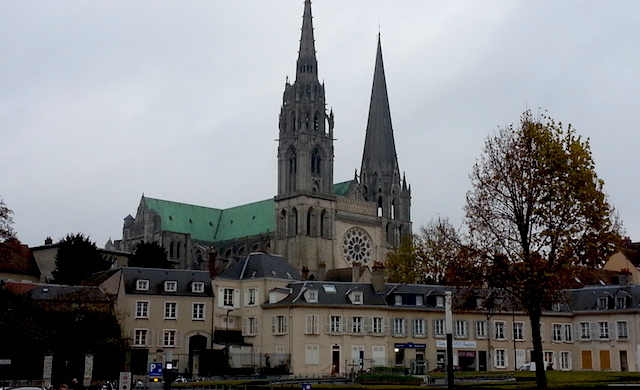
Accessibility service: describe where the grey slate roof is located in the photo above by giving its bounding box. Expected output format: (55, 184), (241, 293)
(119, 267), (214, 296)
(216, 252), (301, 281)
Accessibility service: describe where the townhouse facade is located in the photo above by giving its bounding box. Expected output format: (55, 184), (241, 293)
(76, 252), (640, 379)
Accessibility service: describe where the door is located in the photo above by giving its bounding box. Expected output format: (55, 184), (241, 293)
(478, 351), (487, 371)
(599, 350), (611, 370)
(581, 350), (592, 369)
(620, 350), (628, 372)
(331, 345), (340, 374)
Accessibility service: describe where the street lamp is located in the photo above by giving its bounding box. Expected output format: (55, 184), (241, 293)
(225, 309), (233, 368)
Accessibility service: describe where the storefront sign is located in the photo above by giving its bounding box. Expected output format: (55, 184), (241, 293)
(394, 343), (427, 349)
(436, 340), (477, 349)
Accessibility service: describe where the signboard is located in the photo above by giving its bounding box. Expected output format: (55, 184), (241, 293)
(394, 343), (427, 349)
(119, 372), (131, 390)
(0, 359), (11, 365)
(435, 340), (477, 349)
(149, 363), (163, 377)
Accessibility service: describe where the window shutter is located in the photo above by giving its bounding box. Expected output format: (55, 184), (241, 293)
(591, 322), (598, 339)
(364, 317), (371, 334)
(217, 288), (225, 308)
(346, 317), (353, 335)
(383, 317), (390, 335)
(157, 331), (163, 347)
(271, 316), (276, 334)
(242, 317), (248, 336)
(233, 289), (240, 308)
(325, 316), (331, 334)
(255, 289), (260, 305)
(341, 317), (347, 334)
(574, 324), (581, 341)
(244, 289), (249, 306)
(283, 316), (288, 334)
(147, 330), (154, 347)
(175, 330), (182, 348)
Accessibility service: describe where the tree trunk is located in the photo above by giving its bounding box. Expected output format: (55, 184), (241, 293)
(528, 307), (547, 390)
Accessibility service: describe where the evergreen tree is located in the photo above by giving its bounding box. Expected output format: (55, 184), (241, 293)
(51, 233), (112, 285)
(129, 241), (173, 269)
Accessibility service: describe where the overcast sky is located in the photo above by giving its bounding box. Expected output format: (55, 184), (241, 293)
(2, 1), (639, 249)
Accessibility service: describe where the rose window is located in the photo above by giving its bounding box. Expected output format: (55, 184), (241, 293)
(342, 227), (373, 265)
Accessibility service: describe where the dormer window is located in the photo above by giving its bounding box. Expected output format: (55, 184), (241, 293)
(192, 282), (204, 293)
(436, 296), (444, 308)
(552, 302), (562, 312)
(616, 296), (626, 309)
(597, 297), (608, 310)
(416, 295), (423, 306)
(394, 295), (402, 306)
(136, 279), (149, 291)
(165, 281), (177, 293)
(353, 292), (363, 305)
(307, 290), (318, 303)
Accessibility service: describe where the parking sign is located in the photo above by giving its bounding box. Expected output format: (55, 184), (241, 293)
(149, 363), (163, 377)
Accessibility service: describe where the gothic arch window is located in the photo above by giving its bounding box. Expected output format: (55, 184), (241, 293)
(377, 196), (383, 217)
(313, 111), (320, 131)
(320, 209), (331, 239)
(287, 207), (298, 237)
(176, 242), (181, 259)
(311, 148), (321, 176)
(251, 243), (259, 252)
(391, 198), (396, 219)
(278, 209), (287, 238)
(169, 241), (175, 259)
(237, 246), (245, 256)
(290, 111), (296, 132)
(307, 207), (318, 236)
(287, 147), (297, 192)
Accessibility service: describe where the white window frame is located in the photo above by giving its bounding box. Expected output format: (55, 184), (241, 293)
(494, 349), (507, 368)
(580, 322), (591, 340)
(416, 295), (424, 306)
(352, 316), (363, 334)
(372, 345), (386, 366)
(494, 321), (506, 340)
(164, 301), (177, 319)
(242, 316), (258, 336)
(617, 321), (629, 340)
(372, 317), (384, 335)
(394, 295), (402, 305)
(134, 329), (148, 346)
(475, 320), (487, 339)
(560, 351), (572, 371)
(353, 292), (363, 305)
(330, 315), (342, 334)
(599, 321), (610, 340)
(616, 296), (626, 309)
(454, 320), (467, 338)
(563, 323), (573, 342)
(163, 329), (177, 347)
(393, 318), (406, 337)
(272, 315), (288, 335)
(164, 281), (177, 293)
(192, 302), (205, 320)
(136, 279), (149, 291)
(434, 319), (445, 337)
(307, 290), (318, 303)
(513, 322), (525, 341)
(305, 314), (319, 335)
(413, 318), (426, 338)
(553, 323), (563, 342)
(191, 282), (205, 293)
(135, 301), (149, 319)
(223, 288), (234, 307)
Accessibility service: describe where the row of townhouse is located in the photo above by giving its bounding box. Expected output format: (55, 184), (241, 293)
(89, 252), (640, 377)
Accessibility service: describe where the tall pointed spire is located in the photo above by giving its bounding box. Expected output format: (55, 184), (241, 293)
(361, 34), (399, 188)
(296, 0), (318, 82)
(359, 33), (411, 231)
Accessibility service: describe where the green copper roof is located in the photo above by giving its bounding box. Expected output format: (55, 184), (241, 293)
(333, 180), (355, 196)
(214, 198), (275, 242)
(144, 181), (353, 244)
(144, 198), (222, 242)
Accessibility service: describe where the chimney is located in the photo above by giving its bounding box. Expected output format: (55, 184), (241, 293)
(352, 262), (361, 282)
(372, 261), (385, 293)
(44, 237), (53, 245)
(301, 266), (309, 281)
(318, 262), (327, 281)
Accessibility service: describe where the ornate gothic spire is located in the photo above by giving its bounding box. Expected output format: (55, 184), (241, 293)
(296, 0), (318, 82)
(361, 34), (400, 187)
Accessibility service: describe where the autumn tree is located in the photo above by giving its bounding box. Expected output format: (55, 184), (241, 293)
(464, 110), (620, 389)
(0, 198), (15, 241)
(51, 233), (113, 285)
(385, 235), (423, 283)
(416, 217), (461, 284)
(128, 241), (173, 269)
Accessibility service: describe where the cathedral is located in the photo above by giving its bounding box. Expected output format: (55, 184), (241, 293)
(110, 0), (411, 279)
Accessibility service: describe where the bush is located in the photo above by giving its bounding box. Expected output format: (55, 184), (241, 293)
(358, 374), (423, 385)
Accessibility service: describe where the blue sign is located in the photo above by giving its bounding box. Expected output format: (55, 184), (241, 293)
(394, 343), (426, 349)
(149, 363), (163, 377)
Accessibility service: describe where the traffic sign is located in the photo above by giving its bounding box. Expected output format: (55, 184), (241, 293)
(149, 363), (163, 377)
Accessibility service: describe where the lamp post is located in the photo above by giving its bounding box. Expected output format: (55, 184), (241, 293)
(225, 309), (233, 368)
(445, 290), (454, 390)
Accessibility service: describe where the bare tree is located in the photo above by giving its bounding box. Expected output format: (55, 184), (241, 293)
(0, 198), (14, 241)
(464, 110), (620, 389)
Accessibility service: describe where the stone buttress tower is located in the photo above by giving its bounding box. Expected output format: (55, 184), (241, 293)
(359, 34), (412, 247)
(275, 0), (336, 273)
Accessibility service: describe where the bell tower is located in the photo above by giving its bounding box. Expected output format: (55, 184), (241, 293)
(275, 0), (336, 273)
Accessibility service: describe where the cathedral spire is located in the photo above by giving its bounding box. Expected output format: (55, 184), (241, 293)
(296, 0), (318, 82)
(361, 34), (399, 186)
